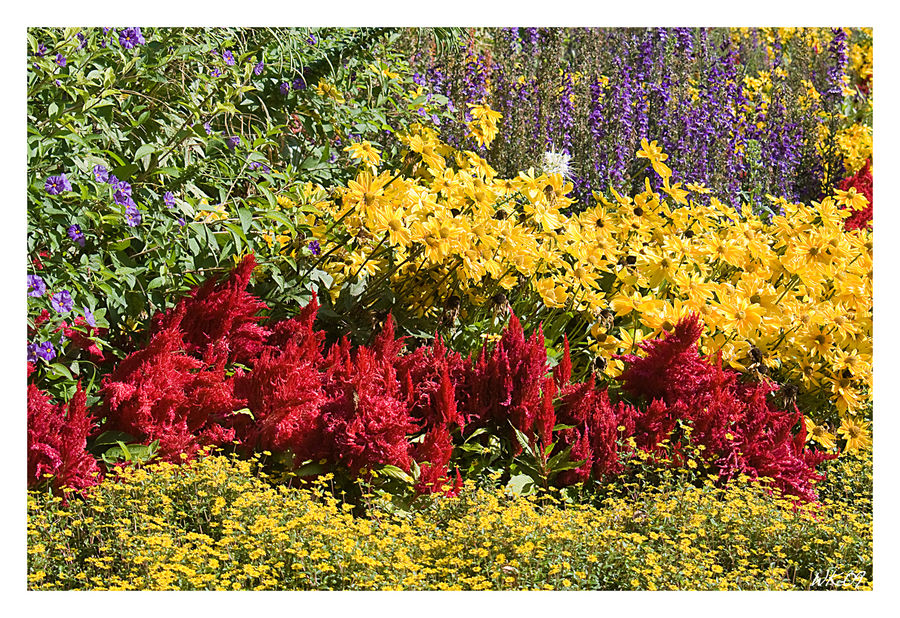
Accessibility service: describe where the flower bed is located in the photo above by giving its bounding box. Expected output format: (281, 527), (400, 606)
(26, 26), (874, 592)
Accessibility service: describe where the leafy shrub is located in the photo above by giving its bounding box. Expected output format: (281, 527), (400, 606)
(26, 26), (454, 400)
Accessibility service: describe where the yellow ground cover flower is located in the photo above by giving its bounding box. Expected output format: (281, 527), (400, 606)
(27, 451), (871, 591)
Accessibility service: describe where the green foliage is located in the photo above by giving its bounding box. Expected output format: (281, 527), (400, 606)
(26, 26), (451, 400)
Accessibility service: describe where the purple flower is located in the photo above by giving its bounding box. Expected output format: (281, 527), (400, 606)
(224, 135), (241, 151)
(67, 224), (85, 247)
(204, 122), (212, 135)
(292, 77), (305, 91)
(45, 174), (72, 195)
(164, 191), (175, 208)
(211, 67), (221, 78)
(56, 53), (66, 67)
(125, 204), (141, 227)
(307, 34), (317, 46)
(254, 60), (264, 75)
(77, 32), (87, 50)
(28, 341), (57, 363)
(83, 307), (96, 328)
(223, 50), (235, 66)
(50, 290), (74, 314)
(114, 189), (131, 206)
(177, 217), (186, 227)
(27, 274), (46, 297)
(107, 174), (119, 186)
(36, 43), (47, 57)
(93, 165), (109, 183)
(308, 240), (321, 256)
(119, 27), (145, 50)
(280, 82), (290, 95)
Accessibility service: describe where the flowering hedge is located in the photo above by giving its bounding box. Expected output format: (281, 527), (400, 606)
(255, 128), (871, 433)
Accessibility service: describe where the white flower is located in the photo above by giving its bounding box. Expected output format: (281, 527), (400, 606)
(540, 150), (573, 178)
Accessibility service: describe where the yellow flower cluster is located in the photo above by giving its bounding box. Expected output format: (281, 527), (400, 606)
(27, 449), (872, 591)
(835, 123), (873, 176)
(279, 128), (871, 422)
(315, 79), (345, 104)
(848, 29), (873, 86)
(465, 102), (502, 149)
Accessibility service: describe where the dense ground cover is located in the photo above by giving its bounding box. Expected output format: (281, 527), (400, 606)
(27, 447), (871, 591)
(26, 26), (873, 591)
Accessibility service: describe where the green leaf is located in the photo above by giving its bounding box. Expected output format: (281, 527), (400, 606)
(111, 163), (140, 180)
(548, 459), (586, 474)
(48, 363), (73, 380)
(89, 431), (136, 450)
(117, 441), (132, 460)
(347, 276), (367, 297)
(309, 268), (333, 288)
(294, 461), (326, 477)
(507, 473), (536, 496)
(100, 441), (158, 464)
(134, 143), (156, 161)
(238, 207), (253, 235)
(231, 407), (255, 420)
(511, 424), (535, 459)
(224, 223), (246, 254)
(464, 427), (490, 443)
(265, 210), (296, 233)
(547, 445), (575, 471)
(378, 464), (414, 484)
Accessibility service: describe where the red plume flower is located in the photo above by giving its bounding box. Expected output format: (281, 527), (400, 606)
(28, 383), (100, 493)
